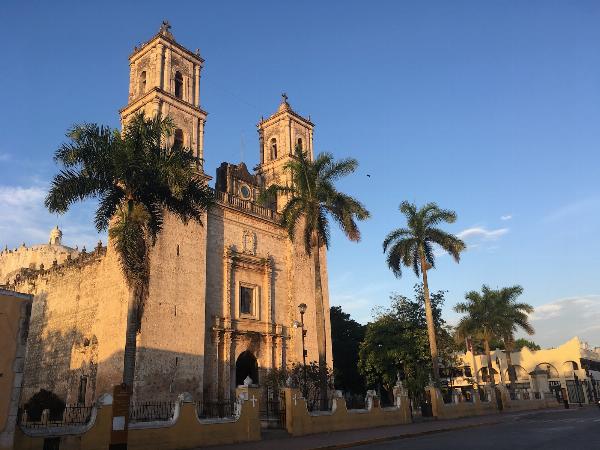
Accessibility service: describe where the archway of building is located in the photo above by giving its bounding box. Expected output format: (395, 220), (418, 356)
(535, 362), (560, 378)
(236, 351), (259, 387)
(562, 360), (579, 377)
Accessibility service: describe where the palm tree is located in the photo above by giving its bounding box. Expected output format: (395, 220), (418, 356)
(45, 112), (213, 389)
(454, 286), (502, 386)
(494, 286), (534, 386)
(263, 147), (370, 404)
(383, 202), (465, 384)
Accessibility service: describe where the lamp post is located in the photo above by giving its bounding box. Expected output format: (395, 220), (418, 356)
(298, 303), (308, 398)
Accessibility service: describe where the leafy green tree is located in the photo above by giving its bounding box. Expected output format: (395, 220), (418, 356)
(45, 112), (213, 388)
(263, 147), (369, 404)
(358, 285), (457, 403)
(513, 338), (540, 351)
(330, 306), (366, 394)
(383, 202), (465, 383)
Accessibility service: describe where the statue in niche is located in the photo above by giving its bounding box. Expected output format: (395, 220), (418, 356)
(242, 230), (256, 255)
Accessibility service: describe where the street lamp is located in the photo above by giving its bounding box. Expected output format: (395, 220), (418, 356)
(298, 303), (308, 398)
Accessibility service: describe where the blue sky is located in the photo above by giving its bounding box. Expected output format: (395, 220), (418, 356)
(1, 1), (599, 347)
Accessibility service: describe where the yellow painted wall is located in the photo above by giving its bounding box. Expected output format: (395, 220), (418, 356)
(0, 290), (31, 450)
(283, 388), (411, 437)
(13, 397), (260, 450)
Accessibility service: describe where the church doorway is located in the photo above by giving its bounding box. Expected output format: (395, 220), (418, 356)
(236, 351), (259, 386)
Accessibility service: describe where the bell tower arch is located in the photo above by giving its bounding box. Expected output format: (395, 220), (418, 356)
(119, 21), (208, 166)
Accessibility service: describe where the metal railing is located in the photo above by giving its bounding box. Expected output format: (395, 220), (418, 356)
(306, 396), (333, 413)
(196, 398), (236, 419)
(129, 402), (175, 423)
(345, 395), (366, 410)
(214, 190), (281, 222)
(18, 406), (93, 428)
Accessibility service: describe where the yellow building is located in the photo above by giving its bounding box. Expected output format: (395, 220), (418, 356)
(0, 289), (32, 450)
(452, 337), (600, 404)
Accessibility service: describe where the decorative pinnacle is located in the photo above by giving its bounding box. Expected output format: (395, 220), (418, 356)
(281, 92), (288, 102)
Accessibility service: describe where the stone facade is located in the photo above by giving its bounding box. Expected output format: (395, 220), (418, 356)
(2, 23), (333, 407)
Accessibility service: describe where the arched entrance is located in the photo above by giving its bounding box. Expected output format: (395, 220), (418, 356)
(236, 351), (259, 386)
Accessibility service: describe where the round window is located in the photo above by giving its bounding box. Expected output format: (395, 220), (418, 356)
(240, 184), (251, 200)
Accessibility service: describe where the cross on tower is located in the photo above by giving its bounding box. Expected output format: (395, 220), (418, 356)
(160, 20), (171, 34)
(281, 92), (288, 102)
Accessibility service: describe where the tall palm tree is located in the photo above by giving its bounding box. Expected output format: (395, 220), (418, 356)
(454, 286), (502, 386)
(383, 202), (465, 384)
(263, 147), (370, 404)
(45, 112), (213, 389)
(494, 286), (534, 386)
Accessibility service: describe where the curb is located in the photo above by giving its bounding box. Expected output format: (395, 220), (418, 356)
(309, 420), (502, 450)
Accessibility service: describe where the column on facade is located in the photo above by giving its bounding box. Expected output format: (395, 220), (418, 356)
(309, 129), (314, 160)
(128, 62), (135, 100)
(288, 118), (293, 155)
(222, 331), (233, 398)
(258, 131), (264, 164)
(212, 330), (221, 400)
(156, 43), (165, 89)
(194, 64), (200, 107)
(199, 119), (205, 162)
(163, 47), (172, 94)
(223, 249), (232, 319)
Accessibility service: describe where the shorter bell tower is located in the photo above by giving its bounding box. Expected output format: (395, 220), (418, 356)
(120, 21), (207, 165)
(256, 94), (314, 209)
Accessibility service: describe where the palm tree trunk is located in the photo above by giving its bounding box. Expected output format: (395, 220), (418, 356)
(483, 337), (495, 387)
(504, 335), (515, 388)
(122, 289), (138, 388)
(419, 250), (440, 385)
(312, 233), (329, 409)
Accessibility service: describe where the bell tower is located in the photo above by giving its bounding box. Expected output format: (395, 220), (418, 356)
(120, 21), (207, 166)
(256, 94), (314, 208)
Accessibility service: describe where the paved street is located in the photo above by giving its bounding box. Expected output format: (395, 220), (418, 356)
(206, 406), (600, 450)
(357, 407), (600, 450)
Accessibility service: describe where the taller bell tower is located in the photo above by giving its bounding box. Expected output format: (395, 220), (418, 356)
(120, 21), (207, 165)
(256, 94), (314, 210)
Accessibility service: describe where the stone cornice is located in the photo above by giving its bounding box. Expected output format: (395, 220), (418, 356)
(120, 87), (208, 118)
(257, 108), (314, 128)
(129, 32), (204, 65)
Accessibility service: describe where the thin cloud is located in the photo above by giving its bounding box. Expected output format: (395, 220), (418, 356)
(544, 197), (600, 223)
(0, 152), (10, 162)
(457, 227), (509, 241)
(526, 295), (600, 347)
(500, 214), (512, 221)
(0, 184), (101, 250)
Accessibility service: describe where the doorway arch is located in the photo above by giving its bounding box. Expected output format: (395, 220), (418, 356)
(236, 351), (259, 386)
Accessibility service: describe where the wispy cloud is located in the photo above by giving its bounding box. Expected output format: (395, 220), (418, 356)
(457, 227), (509, 241)
(0, 184), (102, 250)
(0, 152), (10, 162)
(544, 197), (600, 223)
(526, 295), (600, 347)
(500, 214), (512, 221)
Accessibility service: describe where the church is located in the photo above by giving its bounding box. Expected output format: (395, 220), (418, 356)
(2, 22), (333, 407)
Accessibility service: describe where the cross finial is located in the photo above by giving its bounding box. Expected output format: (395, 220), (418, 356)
(281, 92), (288, 102)
(160, 20), (171, 33)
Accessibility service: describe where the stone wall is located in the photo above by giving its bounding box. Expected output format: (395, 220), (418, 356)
(135, 212), (208, 402)
(0, 244), (79, 285)
(14, 248), (129, 406)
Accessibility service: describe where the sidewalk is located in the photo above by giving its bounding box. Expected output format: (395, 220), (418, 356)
(202, 407), (566, 450)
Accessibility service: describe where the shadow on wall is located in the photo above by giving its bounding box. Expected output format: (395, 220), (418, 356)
(22, 289), (207, 407)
